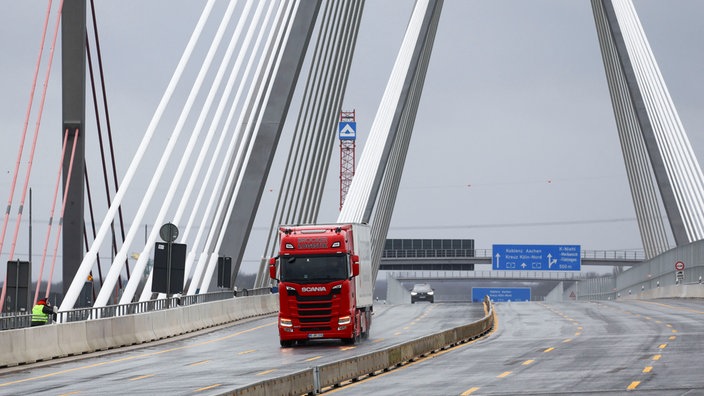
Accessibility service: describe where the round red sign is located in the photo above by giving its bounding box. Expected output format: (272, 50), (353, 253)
(675, 261), (685, 271)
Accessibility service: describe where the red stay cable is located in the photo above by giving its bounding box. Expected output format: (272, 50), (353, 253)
(46, 129), (80, 298)
(33, 128), (69, 305)
(0, 0), (65, 313)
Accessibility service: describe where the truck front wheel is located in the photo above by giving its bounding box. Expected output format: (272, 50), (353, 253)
(280, 340), (294, 348)
(342, 317), (359, 345)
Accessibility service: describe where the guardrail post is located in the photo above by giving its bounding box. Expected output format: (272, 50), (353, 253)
(312, 366), (320, 395)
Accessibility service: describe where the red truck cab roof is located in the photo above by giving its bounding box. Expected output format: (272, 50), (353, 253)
(279, 225), (352, 255)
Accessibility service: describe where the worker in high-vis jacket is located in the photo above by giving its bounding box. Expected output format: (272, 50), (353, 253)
(31, 298), (57, 326)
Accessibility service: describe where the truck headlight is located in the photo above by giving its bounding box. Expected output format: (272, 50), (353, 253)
(280, 318), (293, 327)
(410, 292), (417, 296)
(427, 291), (434, 295)
(338, 316), (351, 325)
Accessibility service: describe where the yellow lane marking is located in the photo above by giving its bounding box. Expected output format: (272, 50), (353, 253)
(669, 336), (676, 340)
(497, 371), (512, 378)
(577, 326), (583, 330)
(326, 307), (499, 394)
(655, 320), (663, 324)
(195, 384), (222, 392)
(563, 338), (572, 343)
(575, 332), (582, 336)
(340, 346), (355, 351)
(394, 332), (402, 336)
(257, 369), (276, 376)
(129, 374), (155, 381)
(658, 344), (667, 350)
(403, 326), (410, 330)
(627, 381), (640, 390)
(666, 324), (673, 328)
(238, 349), (256, 355)
(0, 321), (276, 388)
(544, 347), (555, 353)
(461, 387), (480, 395)
(642, 366), (653, 373)
(373, 338), (384, 343)
(652, 354), (662, 361)
(671, 329), (678, 333)
(305, 356), (322, 362)
(645, 316), (652, 320)
(637, 300), (704, 315)
(522, 360), (534, 366)
(189, 360), (209, 367)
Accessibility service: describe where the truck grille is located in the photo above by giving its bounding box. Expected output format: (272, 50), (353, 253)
(296, 295), (331, 302)
(294, 293), (333, 330)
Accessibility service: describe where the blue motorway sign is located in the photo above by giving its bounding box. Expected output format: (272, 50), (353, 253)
(492, 244), (581, 271)
(338, 121), (357, 140)
(472, 287), (530, 302)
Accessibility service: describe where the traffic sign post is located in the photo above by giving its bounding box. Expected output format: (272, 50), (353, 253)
(472, 287), (530, 302)
(675, 261), (685, 271)
(676, 270), (684, 283)
(492, 244), (581, 271)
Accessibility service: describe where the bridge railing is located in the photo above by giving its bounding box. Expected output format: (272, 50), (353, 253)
(0, 287), (273, 330)
(580, 249), (645, 261)
(382, 248), (645, 261)
(382, 248), (481, 258)
(388, 270), (591, 280)
(0, 312), (32, 330)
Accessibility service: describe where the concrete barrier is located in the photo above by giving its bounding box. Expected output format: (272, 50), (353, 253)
(230, 368), (315, 396)
(22, 324), (63, 363)
(133, 312), (158, 344)
(623, 283), (704, 300)
(57, 321), (90, 358)
(86, 317), (114, 351)
(0, 294), (278, 368)
(226, 298), (495, 395)
(109, 314), (137, 347)
(0, 327), (28, 366)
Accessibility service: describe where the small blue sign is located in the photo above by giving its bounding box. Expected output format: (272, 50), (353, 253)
(492, 244), (581, 271)
(338, 121), (356, 140)
(472, 287), (530, 302)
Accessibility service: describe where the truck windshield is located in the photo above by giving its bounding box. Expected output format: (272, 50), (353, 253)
(280, 254), (349, 283)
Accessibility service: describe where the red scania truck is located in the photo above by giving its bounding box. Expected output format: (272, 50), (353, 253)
(269, 223), (373, 347)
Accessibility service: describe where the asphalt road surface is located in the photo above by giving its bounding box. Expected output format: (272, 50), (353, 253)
(329, 299), (704, 395)
(0, 301), (483, 395)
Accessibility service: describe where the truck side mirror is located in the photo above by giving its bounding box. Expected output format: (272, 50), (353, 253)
(351, 255), (360, 277)
(269, 257), (278, 280)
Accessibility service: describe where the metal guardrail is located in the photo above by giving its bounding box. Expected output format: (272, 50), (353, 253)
(0, 312), (32, 330)
(0, 287), (273, 331)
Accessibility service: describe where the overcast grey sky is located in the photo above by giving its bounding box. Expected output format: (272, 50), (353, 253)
(0, 1), (703, 280)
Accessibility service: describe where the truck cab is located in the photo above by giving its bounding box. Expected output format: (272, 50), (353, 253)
(269, 224), (372, 347)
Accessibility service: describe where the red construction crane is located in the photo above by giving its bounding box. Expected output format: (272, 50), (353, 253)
(338, 110), (357, 211)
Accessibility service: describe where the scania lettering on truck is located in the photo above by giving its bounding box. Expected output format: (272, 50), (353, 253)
(269, 223), (373, 347)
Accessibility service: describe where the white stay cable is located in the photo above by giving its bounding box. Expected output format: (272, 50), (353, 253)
(139, 0), (252, 301)
(178, 0), (267, 291)
(338, 0), (429, 224)
(187, 0), (282, 295)
(199, 0), (298, 293)
(116, 0), (242, 304)
(60, 0), (217, 311)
